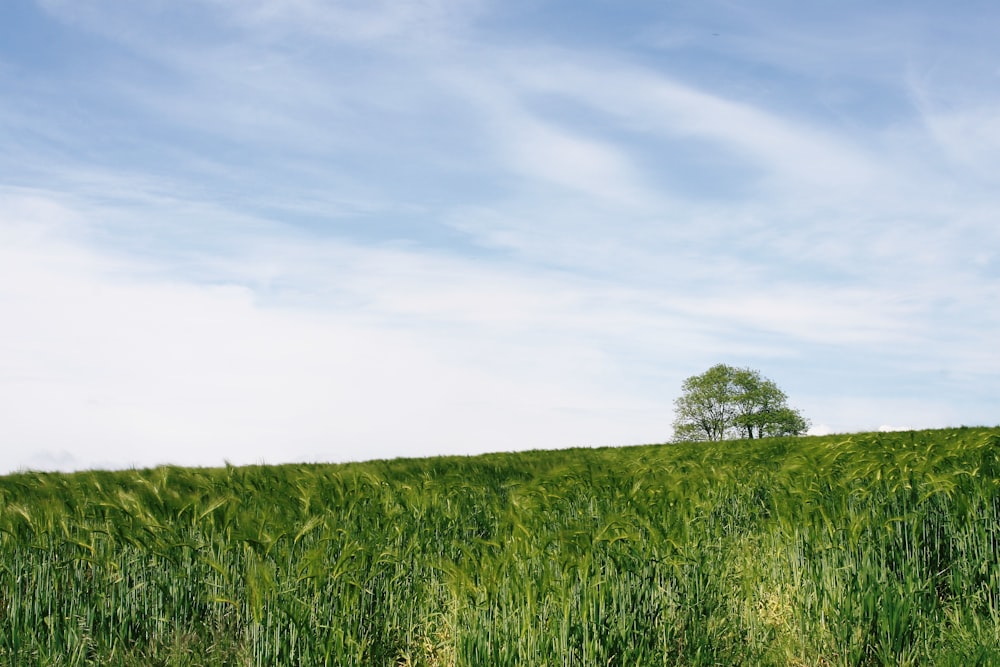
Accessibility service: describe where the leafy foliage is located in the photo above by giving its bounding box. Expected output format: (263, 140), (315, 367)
(1, 426), (999, 665)
(673, 364), (809, 441)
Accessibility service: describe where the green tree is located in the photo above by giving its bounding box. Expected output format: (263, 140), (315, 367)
(673, 364), (809, 441)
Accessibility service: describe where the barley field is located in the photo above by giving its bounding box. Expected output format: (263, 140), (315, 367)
(2, 427), (999, 665)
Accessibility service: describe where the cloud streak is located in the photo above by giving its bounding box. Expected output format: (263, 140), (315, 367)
(2, 1), (999, 472)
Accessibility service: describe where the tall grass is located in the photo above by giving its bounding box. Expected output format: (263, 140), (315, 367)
(1, 427), (999, 665)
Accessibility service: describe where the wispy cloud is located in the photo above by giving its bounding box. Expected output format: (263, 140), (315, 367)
(2, 1), (999, 472)
(499, 51), (883, 193)
(207, 0), (487, 43)
(0, 187), (678, 472)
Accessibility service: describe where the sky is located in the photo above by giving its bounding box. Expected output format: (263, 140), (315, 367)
(1, 0), (998, 474)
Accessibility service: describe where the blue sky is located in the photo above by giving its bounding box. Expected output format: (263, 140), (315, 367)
(2, 0), (998, 473)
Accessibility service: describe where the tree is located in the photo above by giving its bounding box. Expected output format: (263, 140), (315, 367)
(672, 364), (809, 442)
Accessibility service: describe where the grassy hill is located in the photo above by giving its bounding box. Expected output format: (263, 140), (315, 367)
(2, 426), (1000, 665)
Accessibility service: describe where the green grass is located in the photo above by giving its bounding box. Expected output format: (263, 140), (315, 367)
(2, 426), (1000, 665)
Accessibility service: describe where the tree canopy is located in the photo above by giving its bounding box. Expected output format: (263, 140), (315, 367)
(672, 364), (809, 441)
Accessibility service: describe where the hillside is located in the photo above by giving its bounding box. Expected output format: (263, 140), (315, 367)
(2, 427), (999, 665)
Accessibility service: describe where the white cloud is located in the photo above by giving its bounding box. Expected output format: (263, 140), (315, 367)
(0, 191), (677, 474)
(920, 105), (1000, 176)
(502, 116), (649, 205)
(6, 186), (987, 476)
(4, 1), (1000, 474)
(206, 0), (486, 43)
(807, 423), (834, 437)
(500, 52), (884, 194)
(800, 396), (956, 436)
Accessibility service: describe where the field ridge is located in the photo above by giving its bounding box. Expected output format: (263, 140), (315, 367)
(2, 426), (999, 665)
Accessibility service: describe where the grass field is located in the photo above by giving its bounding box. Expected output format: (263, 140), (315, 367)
(2, 426), (1000, 665)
